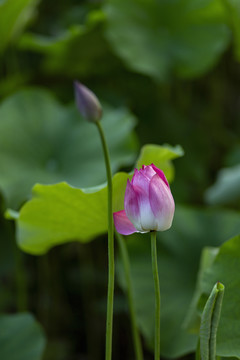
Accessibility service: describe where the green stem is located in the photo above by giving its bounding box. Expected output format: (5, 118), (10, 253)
(96, 121), (114, 360)
(151, 231), (160, 360)
(116, 232), (144, 360)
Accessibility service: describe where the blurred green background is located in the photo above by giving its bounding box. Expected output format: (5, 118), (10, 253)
(1, 0), (240, 359)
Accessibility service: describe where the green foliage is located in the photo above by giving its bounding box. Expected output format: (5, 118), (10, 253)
(183, 246), (219, 333)
(136, 144), (184, 183)
(1, 1), (240, 359)
(223, 0), (240, 60)
(0, 88), (138, 208)
(18, 14), (122, 78)
(205, 164), (240, 205)
(0, 0), (39, 54)
(186, 235), (240, 357)
(117, 206), (240, 358)
(11, 144), (183, 254)
(14, 174), (126, 254)
(104, 0), (230, 81)
(0, 313), (46, 360)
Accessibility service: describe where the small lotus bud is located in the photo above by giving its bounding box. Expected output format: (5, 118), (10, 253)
(74, 81), (102, 123)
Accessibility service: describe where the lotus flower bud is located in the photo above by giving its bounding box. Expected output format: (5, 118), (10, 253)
(113, 164), (175, 235)
(74, 81), (102, 123)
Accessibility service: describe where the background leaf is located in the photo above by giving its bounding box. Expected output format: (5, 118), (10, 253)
(186, 235), (240, 358)
(104, 0), (230, 81)
(0, 88), (138, 208)
(0, 313), (46, 360)
(0, 0), (39, 54)
(136, 144), (184, 183)
(183, 246), (219, 332)
(223, 0), (240, 60)
(15, 173), (128, 254)
(205, 164), (240, 205)
(18, 12), (124, 78)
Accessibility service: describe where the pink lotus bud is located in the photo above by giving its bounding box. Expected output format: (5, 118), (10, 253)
(113, 164), (175, 235)
(74, 81), (102, 123)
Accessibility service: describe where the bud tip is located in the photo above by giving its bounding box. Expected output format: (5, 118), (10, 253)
(74, 81), (102, 123)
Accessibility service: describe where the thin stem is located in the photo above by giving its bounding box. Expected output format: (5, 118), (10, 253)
(151, 231), (160, 360)
(116, 232), (144, 360)
(95, 121), (114, 360)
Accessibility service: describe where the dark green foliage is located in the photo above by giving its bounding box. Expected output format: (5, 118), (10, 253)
(0, 313), (46, 360)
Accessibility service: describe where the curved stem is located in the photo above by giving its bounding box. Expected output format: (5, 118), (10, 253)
(96, 121), (114, 360)
(116, 232), (144, 360)
(151, 231), (160, 360)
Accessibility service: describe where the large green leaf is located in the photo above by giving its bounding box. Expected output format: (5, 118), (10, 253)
(0, 0), (39, 54)
(14, 173), (128, 254)
(183, 246), (219, 333)
(11, 144), (183, 254)
(136, 144), (184, 183)
(205, 164), (240, 205)
(0, 88), (138, 208)
(117, 206), (240, 358)
(223, 0), (240, 60)
(104, 0), (230, 81)
(18, 13), (122, 78)
(0, 313), (46, 360)
(186, 235), (240, 358)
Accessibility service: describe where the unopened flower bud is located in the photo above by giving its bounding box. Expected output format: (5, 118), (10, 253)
(74, 81), (102, 123)
(113, 164), (175, 235)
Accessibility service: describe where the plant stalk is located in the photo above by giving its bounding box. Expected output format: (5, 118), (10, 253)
(151, 231), (161, 360)
(96, 121), (114, 360)
(116, 232), (144, 360)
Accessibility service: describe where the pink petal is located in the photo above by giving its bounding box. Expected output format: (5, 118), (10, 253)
(131, 168), (139, 184)
(124, 179), (140, 223)
(132, 170), (159, 231)
(132, 171), (149, 191)
(113, 210), (138, 235)
(149, 174), (175, 231)
(151, 164), (169, 188)
(132, 166), (164, 231)
(142, 165), (156, 180)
